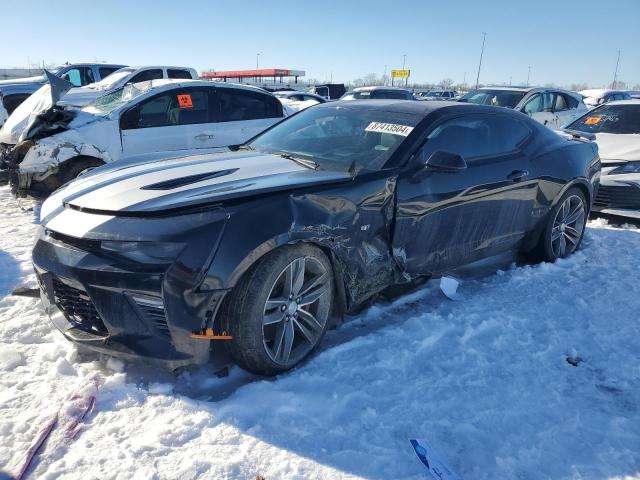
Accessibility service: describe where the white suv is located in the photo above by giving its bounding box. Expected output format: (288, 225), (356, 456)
(459, 87), (588, 128)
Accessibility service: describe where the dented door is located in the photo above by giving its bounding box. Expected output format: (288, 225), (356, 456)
(392, 114), (538, 275)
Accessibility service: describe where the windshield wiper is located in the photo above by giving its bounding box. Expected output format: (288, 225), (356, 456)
(277, 152), (318, 170)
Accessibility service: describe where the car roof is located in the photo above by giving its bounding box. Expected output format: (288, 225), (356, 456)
(578, 89), (626, 97)
(128, 78), (268, 94)
(600, 99), (640, 106)
(474, 86), (533, 92)
(352, 86), (411, 92)
(315, 99), (482, 116)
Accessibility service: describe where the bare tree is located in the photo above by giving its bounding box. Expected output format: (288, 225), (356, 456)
(363, 73), (379, 86)
(440, 78), (455, 89)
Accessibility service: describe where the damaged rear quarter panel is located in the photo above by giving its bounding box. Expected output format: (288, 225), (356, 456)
(204, 174), (400, 309)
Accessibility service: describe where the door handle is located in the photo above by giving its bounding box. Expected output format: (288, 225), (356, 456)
(195, 133), (215, 141)
(507, 170), (529, 182)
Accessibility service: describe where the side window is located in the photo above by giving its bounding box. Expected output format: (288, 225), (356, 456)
(373, 90), (409, 100)
(214, 89), (282, 122)
(523, 93), (553, 114)
(99, 67), (121, 79)
(553, 93), (569, 111)
(167, 69), (193, 79)
(422, 114), (530, 161)
(129, 69), (163, 84)
(122, 88), (210, 129)
(61, 67), (94, 87)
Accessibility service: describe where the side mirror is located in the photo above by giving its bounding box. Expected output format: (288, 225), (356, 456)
(425, 150), (467, 172)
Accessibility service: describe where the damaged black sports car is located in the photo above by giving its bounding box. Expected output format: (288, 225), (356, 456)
(33, 100), (600, 374)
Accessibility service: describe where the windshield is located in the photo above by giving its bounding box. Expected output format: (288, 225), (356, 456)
(248, 105), (420, 173)
(90, 68), (135, 89)
(82, 82), (151, 115)
(460, 89), (526, 108)
(567, 104), (640, 134)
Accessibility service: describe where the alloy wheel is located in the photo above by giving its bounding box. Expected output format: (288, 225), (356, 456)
(262, 256), (330, 367)
(550, 194), (585, 258)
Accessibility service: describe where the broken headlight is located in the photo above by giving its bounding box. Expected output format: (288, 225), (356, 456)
(101, 241), (185, 264)
(612, 162), (640, 174)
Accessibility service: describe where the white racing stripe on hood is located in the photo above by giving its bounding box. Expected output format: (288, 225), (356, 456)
(64, 153), (305, 212)
(595, 133), (640, 162)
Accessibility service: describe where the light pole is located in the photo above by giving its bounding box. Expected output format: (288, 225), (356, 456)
(256, 53), (260, 70)
(475, 32), (486, 89)
(526, 66), (531, 86)
(402, 54), (407, 87)
(612, 50), (621, 88)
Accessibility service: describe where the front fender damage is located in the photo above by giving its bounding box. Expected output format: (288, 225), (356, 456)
(10, 133), (109, 195)
(286, 176), (405, 310)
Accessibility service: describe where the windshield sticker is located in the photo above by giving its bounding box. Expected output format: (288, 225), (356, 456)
(584, 116), (603, 125)
(177, 94), (193, 109)
(365, 122), (414, 136)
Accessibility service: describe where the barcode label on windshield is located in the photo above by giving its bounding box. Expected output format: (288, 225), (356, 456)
(365, 122), (414, 136)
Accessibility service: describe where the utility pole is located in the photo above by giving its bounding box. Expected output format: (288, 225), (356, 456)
(384, 64), (387, 85)
(612, 50), (621, 88)
(463, 71), (466, 87)
(475, 32), (486, 89)
(256, 53), (260, 70)
(526, 66), (531, 86)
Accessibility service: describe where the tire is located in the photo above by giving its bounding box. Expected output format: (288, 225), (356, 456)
(60, 157), (105, 185)
(529, 187), (587, 262)
(222, 244), (334, 376)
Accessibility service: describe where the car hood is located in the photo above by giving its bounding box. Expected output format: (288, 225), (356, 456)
(595, 133), (640, 163)
(0, 75), (44, 86)
(57, 87), (102, 107)
(46, 151), (352, 217)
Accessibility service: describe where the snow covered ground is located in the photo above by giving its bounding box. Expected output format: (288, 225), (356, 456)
(0, 184), (639, 480)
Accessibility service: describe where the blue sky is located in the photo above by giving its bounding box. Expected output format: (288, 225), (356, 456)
(4, 0), (639, 87)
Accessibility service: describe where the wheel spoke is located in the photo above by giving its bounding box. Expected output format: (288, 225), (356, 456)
(564, 207), (584, 226)
(265, 298), (287, 309)
(564, 226), (581, 244)
(263, 309), (285, 326)
(279, 320), (295, 363)
(293, 317), (316, 344)
(299, 279), (329, 306)
(551, 227), (562, 241)
(272, 322), (286, 359)
(291, 257), (305, 297)
(297, 309), (323, 333)
(558, 234), (567, 257)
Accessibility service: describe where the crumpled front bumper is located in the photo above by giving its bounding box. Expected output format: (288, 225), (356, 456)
(32, 204), (230, 369)
(592, 167), (640, 218)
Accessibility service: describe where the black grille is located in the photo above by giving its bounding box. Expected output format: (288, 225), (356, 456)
(52, 278), (108, 336)
(594, 184), (640, 209)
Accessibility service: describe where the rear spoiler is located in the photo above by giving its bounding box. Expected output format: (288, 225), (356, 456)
(558, 129), (596, 143)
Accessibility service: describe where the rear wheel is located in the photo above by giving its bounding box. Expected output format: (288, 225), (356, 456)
(529, 187), (587, 262)
(223, 244), (333, 375)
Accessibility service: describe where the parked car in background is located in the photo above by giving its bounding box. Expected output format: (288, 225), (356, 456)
(564, 100), (640, 218)
(308, 83), (346, 100)
(625, 90), (640, 99)
(4, 80), (287, 196)
(341, 86), (414, 101)
(58, 66), (198, 107)
(0, 66), (199, 150)
(579, 89), (631, 108)
(415, 90), (457, 101)
(0, 63), (126, 115)
(33, 100), (599, 374)
(459, 86), (587, 128)
(273, 90), (326, 112)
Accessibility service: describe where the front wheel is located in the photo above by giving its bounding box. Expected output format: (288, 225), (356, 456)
(223, 244), (333, 375)
(531, 187), (587, 262)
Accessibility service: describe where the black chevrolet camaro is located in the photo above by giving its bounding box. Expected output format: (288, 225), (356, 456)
(33, 100), (600, 374)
